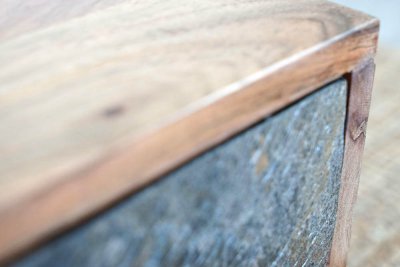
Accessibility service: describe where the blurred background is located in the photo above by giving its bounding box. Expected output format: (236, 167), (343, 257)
(332, 1), (400, 266)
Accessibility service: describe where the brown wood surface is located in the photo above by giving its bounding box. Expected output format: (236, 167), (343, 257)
(13, 79), (348, 267)
(0, 0), (379, 263)
(329, 59), (376, 267)
(0, 0), (129, 41)
(348, 47), (400, 267)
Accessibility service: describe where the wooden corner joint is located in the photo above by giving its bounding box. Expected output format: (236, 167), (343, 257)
(349, 119), (367, 142)
(328, 58), (376, 267)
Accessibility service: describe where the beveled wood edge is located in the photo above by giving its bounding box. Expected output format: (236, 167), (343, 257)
(0, 19), (379, 264)
(328, 59), (376, 267)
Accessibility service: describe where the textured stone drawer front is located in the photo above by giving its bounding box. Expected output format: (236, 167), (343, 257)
(15, 79), (347, 267)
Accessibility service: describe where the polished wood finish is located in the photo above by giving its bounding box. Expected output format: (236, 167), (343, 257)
(15, 79), (347, 267)
(0, 0), (128, 41)
(349, 47), (400, 266)
(0, 0), (379, 263)
(329, 59), (376, 267)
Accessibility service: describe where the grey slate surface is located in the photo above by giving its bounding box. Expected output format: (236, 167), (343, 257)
(14, 79), (347, 267)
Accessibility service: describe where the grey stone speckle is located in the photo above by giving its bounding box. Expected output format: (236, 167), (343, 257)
(14, 79), (347, 267)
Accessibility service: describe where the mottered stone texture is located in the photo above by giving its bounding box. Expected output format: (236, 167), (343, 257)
(15, 79), (347, 267)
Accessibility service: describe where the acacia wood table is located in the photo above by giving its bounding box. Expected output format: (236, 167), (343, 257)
(0, 1), (379, 266)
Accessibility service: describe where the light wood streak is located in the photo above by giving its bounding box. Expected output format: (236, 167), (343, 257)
(0, 0), (129, 41)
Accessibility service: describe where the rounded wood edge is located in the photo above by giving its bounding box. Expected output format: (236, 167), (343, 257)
(0, 18), (379, 265)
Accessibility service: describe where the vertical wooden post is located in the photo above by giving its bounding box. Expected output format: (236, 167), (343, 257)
(329, 59), (376, 267)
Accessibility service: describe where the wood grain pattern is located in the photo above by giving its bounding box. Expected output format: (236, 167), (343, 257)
(348, 47), (400, 267)
(0, 0), (379, 263)
(0, 0), (128, 41)
(329, 59), (375, 267)
(14, 79), (347, 267)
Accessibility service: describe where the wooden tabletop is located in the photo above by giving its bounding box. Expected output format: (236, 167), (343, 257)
(0, 0), (378, 262)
